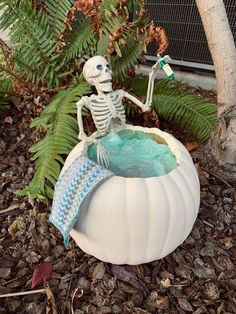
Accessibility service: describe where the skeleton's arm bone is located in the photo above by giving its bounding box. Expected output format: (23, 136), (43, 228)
(123, 91), (149, 112)
(123, 61), (159, 111)
(143, 55), (173, 109)
(76, 97), (87, 140)
(144, 71), (155, 108)
(76, 97), (98, 143)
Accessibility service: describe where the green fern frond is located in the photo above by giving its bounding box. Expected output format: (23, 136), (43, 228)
(46, 0), (73, 38)
(112, 40), (145, 80)
(97, 17), (122, 56)
(97, 33), (110, 56)
(0, 0), (60, 87)
(18, 83), (91, 200)
(64, 18), (96, 62)
(131, 78), (217, 141)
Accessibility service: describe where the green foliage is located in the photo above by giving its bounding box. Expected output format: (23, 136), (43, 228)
(0, 0), (151, 90)
(18, 83), (91, 200)
(130, 78), (217, 142)
(46, 0), (74, 39)
(112, 39), (145, 79)
(0, 0), (62, 87)
(63, 17), (95, 62)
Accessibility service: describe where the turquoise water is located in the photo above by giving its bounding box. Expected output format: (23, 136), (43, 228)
(88, 130), (178, 178)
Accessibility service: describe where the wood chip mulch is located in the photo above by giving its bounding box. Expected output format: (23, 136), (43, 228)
(0, 103), (236, 314)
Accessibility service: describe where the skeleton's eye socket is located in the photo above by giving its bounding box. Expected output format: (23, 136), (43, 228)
(107, 65), (112, 71)
(96, 64), (103, 70)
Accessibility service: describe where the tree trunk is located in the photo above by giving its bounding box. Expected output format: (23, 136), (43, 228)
(196, 0), (236, 182)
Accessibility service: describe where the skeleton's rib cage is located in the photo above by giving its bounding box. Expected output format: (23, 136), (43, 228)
(79, 90), (126, 136)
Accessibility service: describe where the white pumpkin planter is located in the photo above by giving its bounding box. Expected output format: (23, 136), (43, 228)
(61, 124), (200, 265)
(52, 56), (200, 264)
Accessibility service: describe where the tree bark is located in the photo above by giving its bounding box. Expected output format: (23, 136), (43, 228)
(196, 0), (236, 182)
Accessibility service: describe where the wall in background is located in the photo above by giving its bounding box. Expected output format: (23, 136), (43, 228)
(145, 0), (236, 70)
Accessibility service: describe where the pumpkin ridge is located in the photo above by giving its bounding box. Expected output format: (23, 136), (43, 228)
(177, 164), (200, 214)
(124, 178), (131, 264)
(158, 178), (171, 258)
(143, 178), (150, 262)
(100, 193), (109, 262)
(169, 170), (188, 244)
(175, 166), (197, 216)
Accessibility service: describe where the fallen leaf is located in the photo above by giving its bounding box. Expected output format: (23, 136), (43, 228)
(31, 262), (53, 288)
(185, 142), (201, 152)
(8, 217), (26, 238)
(160, 278), (171, 288)
(204, 282), (220, 300)
(219, 237), (233, 249)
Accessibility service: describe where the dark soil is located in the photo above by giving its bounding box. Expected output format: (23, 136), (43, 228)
(0, 99), (236, 314)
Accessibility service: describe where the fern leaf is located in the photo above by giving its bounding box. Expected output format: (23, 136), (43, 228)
(130, 78), (217, 142)
(112, 40), (145, 80)
(46, 0), (73, 38)
(0, 0), (61, 87)
(97, 33), (110, 56)
(18, 83), (91, 200)
(97, 20), (120, 56)
(63, 18), (96, 62)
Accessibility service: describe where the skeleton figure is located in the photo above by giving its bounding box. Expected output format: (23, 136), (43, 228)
(76, 55), (170, 166)
(76, 56), (160, 141)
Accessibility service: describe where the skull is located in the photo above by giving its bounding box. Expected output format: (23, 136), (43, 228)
(83, 56), (113, 93)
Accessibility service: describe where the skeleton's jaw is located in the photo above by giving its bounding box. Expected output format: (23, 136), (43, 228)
(94, 81), (113, 94)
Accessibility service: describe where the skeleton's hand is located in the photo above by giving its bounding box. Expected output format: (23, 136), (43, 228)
(151, 62), (159, 73)
(97, 140), (110, 168)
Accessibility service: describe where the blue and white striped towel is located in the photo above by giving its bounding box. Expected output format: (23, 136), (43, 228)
(50, 156), (113, 245)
